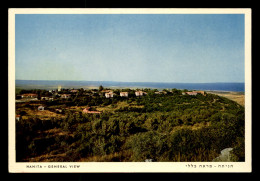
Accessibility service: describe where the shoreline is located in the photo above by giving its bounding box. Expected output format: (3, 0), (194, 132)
(206, 90), (244, 94)
(15, 85), (245, 93)
(206, 91), (245, 106)
(15, 80), (245, 92)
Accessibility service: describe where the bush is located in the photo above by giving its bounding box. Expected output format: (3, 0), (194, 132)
(127, 131), (167, 161)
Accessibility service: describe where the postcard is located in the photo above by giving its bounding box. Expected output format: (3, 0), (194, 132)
(8, 8), (252, 173)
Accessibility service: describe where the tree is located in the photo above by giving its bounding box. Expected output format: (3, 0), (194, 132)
(127, 131), (166, 161)
(163, 89), (169, 93)
(99, 85), (104, 92)
(172, 88), (182, 95)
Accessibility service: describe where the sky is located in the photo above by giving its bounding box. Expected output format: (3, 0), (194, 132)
(15, 14), (245, 83)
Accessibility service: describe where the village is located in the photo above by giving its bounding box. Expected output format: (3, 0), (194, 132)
(15, 86), (245, 163)
(15, 86), (206, 122)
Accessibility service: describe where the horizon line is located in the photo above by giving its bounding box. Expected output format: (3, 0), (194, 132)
(15, 79), (245, 84)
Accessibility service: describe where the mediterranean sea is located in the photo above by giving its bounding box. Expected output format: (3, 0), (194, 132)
(15, 80), (245, 92)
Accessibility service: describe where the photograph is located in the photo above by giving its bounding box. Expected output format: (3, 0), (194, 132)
(8, 8), (251, 172)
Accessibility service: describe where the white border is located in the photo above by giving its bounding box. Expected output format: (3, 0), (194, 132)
(8, 8), (252, 173)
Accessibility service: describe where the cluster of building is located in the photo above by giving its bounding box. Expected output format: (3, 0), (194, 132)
(21, 93), (38, 98)
(19, 89), (205, 101)
(103, 90), (206, 98)
(16, 87), (206, 120)
(182, 91), (205, 96)
(41, 97), (54, 101)
(103, 90), (147, 98)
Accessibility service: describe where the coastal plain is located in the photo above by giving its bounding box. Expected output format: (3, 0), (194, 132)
(207, 91), (245, 106)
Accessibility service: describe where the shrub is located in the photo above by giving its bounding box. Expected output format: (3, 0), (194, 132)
(127, 131), (167, 161)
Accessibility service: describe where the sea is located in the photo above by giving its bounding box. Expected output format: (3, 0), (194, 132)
(15, 80), (245, 92)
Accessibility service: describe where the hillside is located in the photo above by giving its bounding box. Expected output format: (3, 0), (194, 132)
(16, 89), (245, 162)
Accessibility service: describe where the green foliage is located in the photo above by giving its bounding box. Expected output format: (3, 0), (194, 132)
(16, 89), (245, 162)
(126, 131), (167, 161)
(172, 88), (182, 95)
(99, 85), (104, 92)
(231, 137), (245, 161)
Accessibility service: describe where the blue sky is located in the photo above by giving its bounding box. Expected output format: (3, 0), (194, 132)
(15, 14), (245, 83)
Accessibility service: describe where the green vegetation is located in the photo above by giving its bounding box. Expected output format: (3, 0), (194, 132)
(16, 88), (245, 162)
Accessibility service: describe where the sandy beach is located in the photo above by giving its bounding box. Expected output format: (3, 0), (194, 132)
(207, 91), (245, 106)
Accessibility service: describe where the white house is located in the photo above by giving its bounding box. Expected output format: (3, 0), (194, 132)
(105, 92), (114, 98)
(135, 91), (147, 97)
(184, 91), (205, 96)
(120, 92), (128, 97)
(186, 92), (197, 96)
